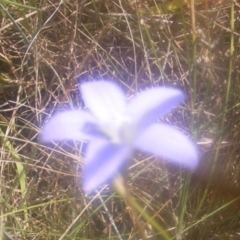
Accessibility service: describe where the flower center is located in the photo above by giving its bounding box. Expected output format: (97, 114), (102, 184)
(100, 115), (136, 145)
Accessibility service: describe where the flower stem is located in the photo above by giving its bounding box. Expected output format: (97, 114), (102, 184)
(113, 175), (171, 240)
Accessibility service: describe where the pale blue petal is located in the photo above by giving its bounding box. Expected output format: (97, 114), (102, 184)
(83, 139), (131, 192)
(127, 87), (185, 130)
(81, 81), (126, 126)
(41, 110), (95, 142)
(134, 124), (198, 169)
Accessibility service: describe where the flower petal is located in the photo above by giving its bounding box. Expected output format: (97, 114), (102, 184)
(83, 139), (131, 192)
(41, 110), (95, 142)
(127, 87), (185, 130)
(134, 124), (198, 169)
(81, 81), (126, 126)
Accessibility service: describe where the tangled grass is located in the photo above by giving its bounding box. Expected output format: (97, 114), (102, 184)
(0, 0), (240, 239)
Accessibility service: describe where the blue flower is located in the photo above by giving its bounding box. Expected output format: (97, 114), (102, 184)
(41, 81), (198, 192)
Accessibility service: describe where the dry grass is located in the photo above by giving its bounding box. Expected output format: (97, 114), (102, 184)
(0, 0), (240, 239)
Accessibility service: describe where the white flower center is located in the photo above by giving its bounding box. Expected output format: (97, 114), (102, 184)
(100, 114), (136, 145)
